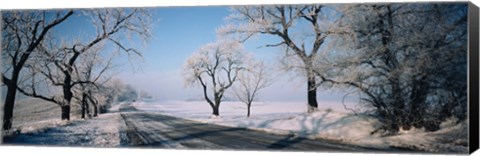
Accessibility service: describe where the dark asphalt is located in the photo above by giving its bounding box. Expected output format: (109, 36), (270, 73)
(118, 105), (396, 152)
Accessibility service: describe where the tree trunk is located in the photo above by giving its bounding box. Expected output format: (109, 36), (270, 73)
(81, 93), (87, 119)
(407, 79), (429, 129)
(61, 105), (71, 120)
(62, 74), (73, 120)
(81, 104), (86, 119)
(306, 69), (318, 113)
(392, 83), (405, 129)
(86, 94), (97, 117)
(3, 82), (18, 130)
(86, 98), (91, 118)
(211, 97), (221, 116)
(212, 99), (220, 116)
(93, 103), (98, 117)
(212, 106), (220, 116)
(247, 103), (251, 117)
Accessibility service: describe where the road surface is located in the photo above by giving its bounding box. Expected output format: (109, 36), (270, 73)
(118, 104), (390, 152)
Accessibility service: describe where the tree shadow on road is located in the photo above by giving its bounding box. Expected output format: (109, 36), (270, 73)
(266, 134), (305, 149)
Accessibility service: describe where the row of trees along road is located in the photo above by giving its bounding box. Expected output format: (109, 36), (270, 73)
(187, 3), (468, 135)
(2, 9), (153, 130)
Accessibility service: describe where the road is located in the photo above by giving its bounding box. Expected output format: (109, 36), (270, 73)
(118, 104), (392, 152)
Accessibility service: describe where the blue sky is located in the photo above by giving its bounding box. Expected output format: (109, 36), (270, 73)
(116, 6), (306, 101)
(41, 6), (357, 109)
(142, 7), (229, 72)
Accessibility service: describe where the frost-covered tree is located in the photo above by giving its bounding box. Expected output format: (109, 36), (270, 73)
(328, 3), (468, 134)
(15, 8), (152, 120)
(72, 46), (116, 118)
(100, 78), (135, 104)
(139, 90), (153, 100)
(116, 84), (138, 102)
(232, 60), (271, 117)
(183, 40), (246, 116)
(1, 10), (73, 130)
(218, 5), (344, 113)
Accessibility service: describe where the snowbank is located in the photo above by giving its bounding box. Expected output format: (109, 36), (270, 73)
(355, 119), (468, 153)
(200, 110), (379, 142)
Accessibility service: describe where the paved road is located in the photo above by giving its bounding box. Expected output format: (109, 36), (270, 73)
(119, 104), (393, 152)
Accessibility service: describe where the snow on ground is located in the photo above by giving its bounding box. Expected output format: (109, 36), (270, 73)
(3, 113), (127, 147)
(133, 100), (468, 153)
(353, 119), (469, 153)
(3, 98), (128, 147)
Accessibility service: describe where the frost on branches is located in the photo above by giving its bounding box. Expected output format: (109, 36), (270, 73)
(183, 40), (247, 116)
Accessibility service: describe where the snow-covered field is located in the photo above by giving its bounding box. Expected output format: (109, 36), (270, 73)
(133, 100), (469, 153)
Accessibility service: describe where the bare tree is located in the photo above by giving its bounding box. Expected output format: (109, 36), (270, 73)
(183, 40), (246, 116)
(218, 5), (344, 113)
(327, 3), (468, 134)
(86, 78), (125, 114)
(232, 60), (271, 117)
(1, 10), (73, 130)
(16, 8), (152, 120)
(72, 46), (115, 119)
